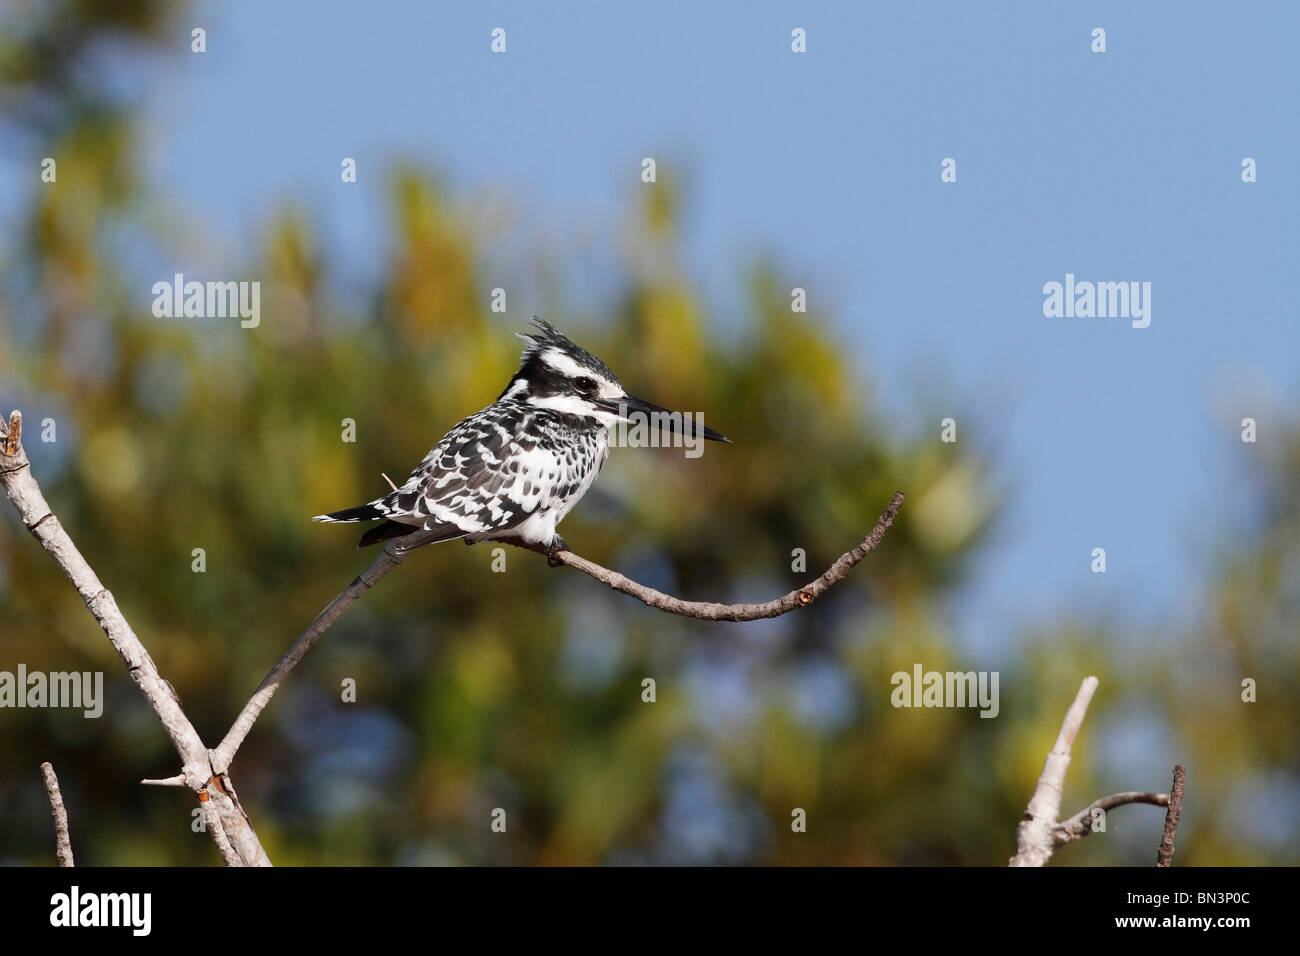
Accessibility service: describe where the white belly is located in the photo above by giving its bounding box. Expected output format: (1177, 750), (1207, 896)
(476, 434), (608, 546)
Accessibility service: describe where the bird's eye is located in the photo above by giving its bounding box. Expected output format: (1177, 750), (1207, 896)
(577, 377), (598, 395)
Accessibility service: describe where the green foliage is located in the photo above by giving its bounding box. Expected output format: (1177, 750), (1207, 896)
(1, 2), (1295, 867)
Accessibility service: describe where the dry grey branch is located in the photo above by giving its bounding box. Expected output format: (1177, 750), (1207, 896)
(140, 773), (189, 787)
(212, 543), (409, 772)
(1010, 675), (1180, 866)
(1156, 764), (1185, 867)
(1, 411), (269, 866)
(201, 792), (243, 867)
(40, 762), (74, 867)
(1054, 791), (1169, 845)
(212, 490), (905, 773)
(511, 490), (906, 621)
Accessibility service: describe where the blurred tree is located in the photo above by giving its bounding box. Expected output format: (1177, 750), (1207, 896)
(1, 0), (1294, 868)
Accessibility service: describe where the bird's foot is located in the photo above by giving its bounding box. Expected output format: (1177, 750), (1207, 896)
(546, 535), (568, 567)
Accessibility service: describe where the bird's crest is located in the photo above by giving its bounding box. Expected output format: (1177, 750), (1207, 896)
(515, 317), (574, 360)
(515, 316), (619, 383)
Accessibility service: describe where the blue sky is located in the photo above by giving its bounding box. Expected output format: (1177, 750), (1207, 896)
(130, 0), (1300, 653)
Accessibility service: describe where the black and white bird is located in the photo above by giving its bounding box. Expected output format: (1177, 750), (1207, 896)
(314, 319), (729, 555)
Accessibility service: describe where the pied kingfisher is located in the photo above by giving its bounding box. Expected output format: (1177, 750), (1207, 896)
(314, 319), (729, 556)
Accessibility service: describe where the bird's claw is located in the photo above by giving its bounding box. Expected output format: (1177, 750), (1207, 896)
(546, 537), (568, 567)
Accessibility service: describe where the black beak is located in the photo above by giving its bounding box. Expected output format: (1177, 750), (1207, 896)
(604, 395), (731, 443)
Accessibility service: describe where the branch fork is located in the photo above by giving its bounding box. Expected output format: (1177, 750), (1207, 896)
(1009, 675), (1185, 866)
(3, 412), (265, 865)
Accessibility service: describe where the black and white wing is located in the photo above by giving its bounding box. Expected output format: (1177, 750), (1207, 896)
(314, 403), (594, 547)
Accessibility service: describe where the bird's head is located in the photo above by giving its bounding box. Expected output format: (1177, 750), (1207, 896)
(499, 318), (729, 443)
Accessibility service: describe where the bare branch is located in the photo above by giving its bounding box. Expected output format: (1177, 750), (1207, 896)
(1010, 676), (1186, 866)
(198, 788), (243, 867)
(1, 411), (270, 866)
(512, 491), (906, 621)
(212, 491), (905, 773)
(1156, 764), (1185, 867)
(211, 544), (410, 771)
(1010, 675), (1099, 866)
(140, 774), (189, 787)
(1054, 791), (1169, 846)
(40, 762), (74, 867)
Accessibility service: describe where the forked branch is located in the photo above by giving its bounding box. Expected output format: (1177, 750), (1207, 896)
(1009, 675), (1184, 866)
(1, 411), (268, 866)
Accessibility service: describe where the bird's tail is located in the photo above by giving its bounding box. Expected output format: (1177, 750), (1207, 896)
(314, 502), (417, 548)
(314, 502), (449, 548)
(313, 503), (386, 523)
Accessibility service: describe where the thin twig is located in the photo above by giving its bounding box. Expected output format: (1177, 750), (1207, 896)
(513, 491), (906, 621)
(140, 774), (189, 787)
(212, 544), (409, 771)
(1156, 764), (1185, 867)
(40, 762), (74, 867)
(211, 491), (905, 773)
(1054, 791), (1169, 845)
(1, 411), (270, 866)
